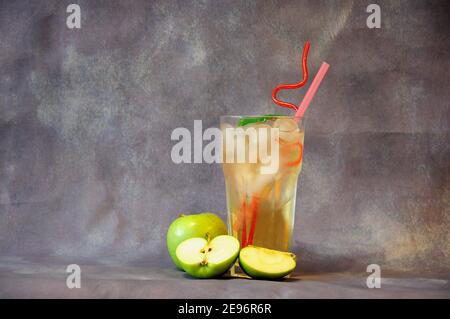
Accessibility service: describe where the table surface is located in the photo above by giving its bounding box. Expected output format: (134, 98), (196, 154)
(0, 256), (449, 299)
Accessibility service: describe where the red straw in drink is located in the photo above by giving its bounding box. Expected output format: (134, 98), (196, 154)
(240, 198), (247, 248)
(241, 42), (329, 248)
(272, 42), (310, 112)
(271, 41), (330, 120)
(294, 62), (330, 120)
(246, 195), (260, 246)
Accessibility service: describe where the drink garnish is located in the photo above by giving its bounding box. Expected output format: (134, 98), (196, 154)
(283, 142), (303, 167)
(237, 114), (283, 127)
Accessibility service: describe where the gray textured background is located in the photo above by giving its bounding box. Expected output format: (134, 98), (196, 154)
(0, 0), (449, 286)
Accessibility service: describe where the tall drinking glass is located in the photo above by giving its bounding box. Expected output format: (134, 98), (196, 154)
(220, 115), (305, 276)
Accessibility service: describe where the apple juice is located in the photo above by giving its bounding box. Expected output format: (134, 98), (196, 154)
(221, 116), (304, 276)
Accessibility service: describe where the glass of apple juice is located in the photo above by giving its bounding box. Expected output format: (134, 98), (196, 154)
(220, 115), (304, 277)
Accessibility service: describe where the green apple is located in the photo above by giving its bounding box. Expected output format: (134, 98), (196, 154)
(176, 235), (240, 278)
(239, 246), (296, 279)
(167, 212), (227, 270)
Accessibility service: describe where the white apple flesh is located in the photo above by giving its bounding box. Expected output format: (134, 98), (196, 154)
(176, 235), (240, 279)
(239, 246), (296, 279)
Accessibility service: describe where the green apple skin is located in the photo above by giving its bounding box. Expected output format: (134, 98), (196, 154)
(167, 212), (227, 270)
(176, 235), (240, 279)
(239, 246), (296, 280)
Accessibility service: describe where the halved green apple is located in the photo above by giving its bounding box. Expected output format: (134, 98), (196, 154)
(166, 212), (227, 270)
(239, 246), (296, 279)
(176, 235), (240, 279)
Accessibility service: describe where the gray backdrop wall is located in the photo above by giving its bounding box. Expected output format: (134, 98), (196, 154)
(0, 0), (449, 277)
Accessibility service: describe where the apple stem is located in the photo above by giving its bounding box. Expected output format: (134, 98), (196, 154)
(205, 232), (211, 242)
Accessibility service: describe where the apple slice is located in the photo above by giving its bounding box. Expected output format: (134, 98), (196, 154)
(176, 235), (240, 279)
(239, 246), (296, 279)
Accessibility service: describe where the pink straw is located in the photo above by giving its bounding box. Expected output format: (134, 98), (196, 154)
(295, 62), (330, 119)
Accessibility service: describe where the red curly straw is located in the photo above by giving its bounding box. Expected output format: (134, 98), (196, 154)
(272, 41), (310, 111)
